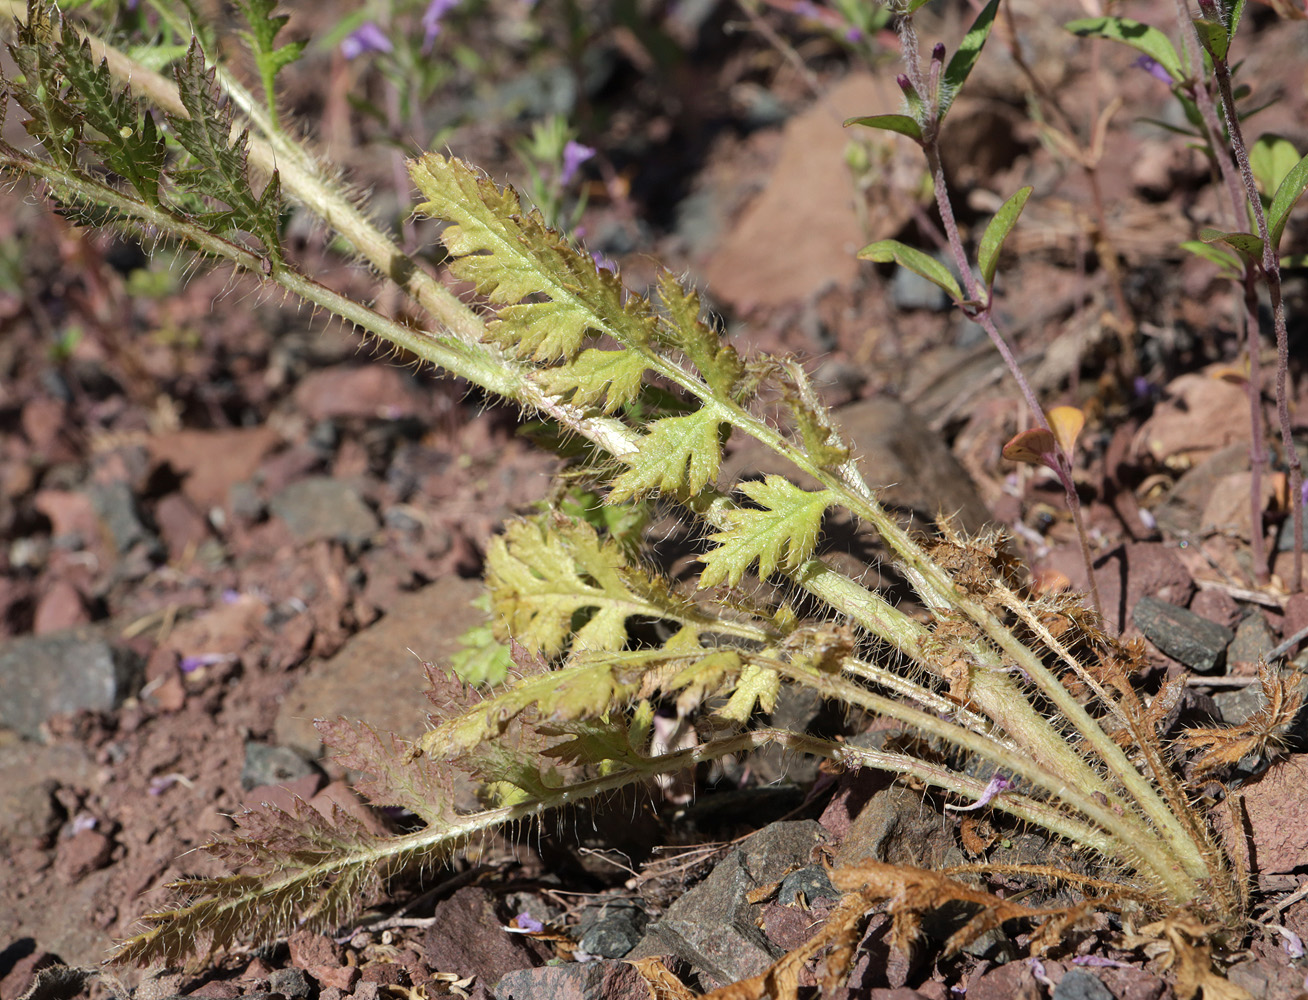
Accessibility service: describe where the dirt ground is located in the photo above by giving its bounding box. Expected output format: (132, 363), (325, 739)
(2, 2), (1308, 998)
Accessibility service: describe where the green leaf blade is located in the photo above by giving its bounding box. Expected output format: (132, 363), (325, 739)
(1267, 149), (1308, 252)
(1065, 17), (1183, 82)
(941, 0), (1001, 120)
(857, 239), (962, 302)
(978, 186), (1033, 287)
(843, 114), (923, 142)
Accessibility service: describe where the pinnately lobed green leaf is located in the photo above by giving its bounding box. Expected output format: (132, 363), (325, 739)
(608, 408), (726, 501)
(698, 475), (835, 589)
(234, 0), (307, 121)
(411, 153), (658, 361)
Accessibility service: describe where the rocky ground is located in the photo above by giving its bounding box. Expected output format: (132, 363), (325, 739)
(2, 2), (1308, 999)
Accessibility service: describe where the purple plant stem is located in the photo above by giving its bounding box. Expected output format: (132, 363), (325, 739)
(1203, 21), (1302, 591)
(1242, 275), (1269, 582)
(1174, 0), (1282, 587)
(901, 15), (1102, 617)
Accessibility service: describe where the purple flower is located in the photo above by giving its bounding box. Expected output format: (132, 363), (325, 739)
(560, 140), (595, 185)
(591, 251), (618, 274)
(1134, 54), (1173, 85)
(944, 773), (1014, 812)
(513, 912), (545, 933)
(423, 0), (462, 52)
(341, 22), (393, 60)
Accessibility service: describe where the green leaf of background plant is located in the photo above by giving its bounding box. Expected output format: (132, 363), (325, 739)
(234, 0), (307, 121)
(978, 186), (1033, 287)
(1180, 239), (1242, 276)
(1282, 253), (1308, 269)
(698, 476), (834, 589)
(941, 0), (1001, 121)
(1200, 227), (1264, 265)
(1267, 149), (1308, 251)
(1065, 18), (1183, 82)
(608, 409), (725, 502)
(1192, 18), (1230, 60)
(857, 239), (962, 301)
(1250, 134), (1299, 198)
(844, 114), (923, 142)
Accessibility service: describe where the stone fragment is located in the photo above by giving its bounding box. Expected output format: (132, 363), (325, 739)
(1133, 596), (1233, 673)
(492, 960), (647, 1000)
(269, 967), (311, 998)
(834, 785), (953, 870)
(1228, 612), (1275, 673)
(32, 579), (90, 635)
(1093, 543), (1195, 636)
(421, 887), (543, 991)
(0, 629), (135, 738)
(88, 480), (160, 557)
(576, 902), (648, 959)
(148, 426), (280, 511)
(1051, 969), (1114, 1000)
(294, 366), (422, 422)
(274, 577), (484, 761)
(241, 742), (323, 792)
(629, 821), (827, 990)
(269, 476), (379, 547)
(55, 828), (114, 882)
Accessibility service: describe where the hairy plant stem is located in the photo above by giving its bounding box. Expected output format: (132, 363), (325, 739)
(1203, 30), (1302, 592)
(1171, 0), (1281, 587)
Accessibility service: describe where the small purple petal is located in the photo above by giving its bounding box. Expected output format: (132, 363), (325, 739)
(149, 775), (178, 796)
(591, 251), (618, 274)
(1073, 956), (1131, 968)
(1271, 925), (1306, 959)
(944, 773), (1014, 812)
(560, 140), (595, 186)
(423, 0), (462, 52)
(513, 912), (545, 933)
(1134, 54), (1173, 85)
(179, 652), (231, 673)
(341, 22), (393, 60)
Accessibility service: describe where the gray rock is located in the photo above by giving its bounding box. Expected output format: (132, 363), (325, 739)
(1228, 612), (1275, 670)
(834, 785), (955, 870)
(269, 476), (379, 547)
(1133, 596), (1233, 673)
(240, 742), (322, 792)
(0, 740), (97, 842)
(891, 258), (952, 311)
(1051, 969), (1115, 1000)
(576, 902), (648, 959)
(88, 480), (160, 557)
(269, 967), (311, 999)
(0, 629), (138, 739)
(629, 820), (827, 990)
(777, 865), (837, 907)
(493, 960), (647, 1000)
